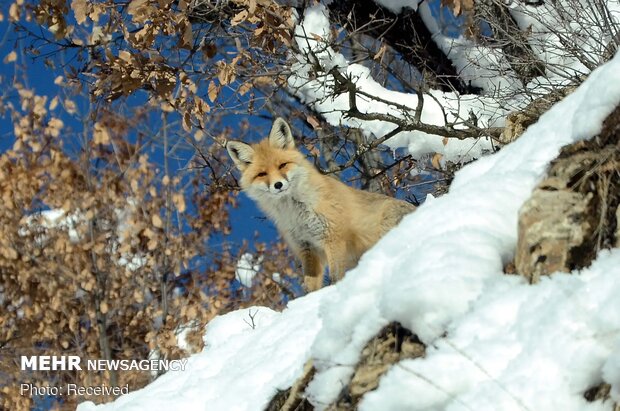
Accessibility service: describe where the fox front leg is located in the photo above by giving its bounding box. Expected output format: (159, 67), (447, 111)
(300, 248), (324, 292)
(325, 240), (349, 282)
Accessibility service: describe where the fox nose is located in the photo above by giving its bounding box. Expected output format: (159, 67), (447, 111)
(274, 181), (283, 190)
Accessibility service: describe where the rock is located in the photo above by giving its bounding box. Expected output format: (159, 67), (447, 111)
(328, 323), (424, 410)
(500, 86), (577, 144)
(515, 106), (619, 283)
(516, 188), (595, 283)
(266, 322), (424, 411)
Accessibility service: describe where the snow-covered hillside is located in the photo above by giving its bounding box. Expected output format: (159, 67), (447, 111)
(78, 53), (620, 411)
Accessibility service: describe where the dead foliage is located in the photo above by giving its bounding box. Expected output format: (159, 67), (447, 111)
(0, 80), (294, 410)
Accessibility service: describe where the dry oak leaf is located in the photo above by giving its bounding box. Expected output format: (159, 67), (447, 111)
(152, 214), (163, 228)
(4, 50), (16, 63)
(442, 0), (474, 16)
(208, 81), (219, 102)
(71, 0), (88, 24)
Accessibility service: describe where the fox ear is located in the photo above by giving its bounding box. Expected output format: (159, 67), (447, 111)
(268, 118), (295, 149)
(226, 141), (254, 171)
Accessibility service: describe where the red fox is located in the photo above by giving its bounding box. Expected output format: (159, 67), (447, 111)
(226, 118), (415, 291)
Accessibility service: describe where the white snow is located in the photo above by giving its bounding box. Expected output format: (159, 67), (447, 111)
(306, 50), (620, 410)
(77, 293), (332, 411)
(79, 49), (620, 411)
(288, 0), (619, 167)
(417, 2), (522, 95)
(235, 252), (262, 287)
(417, 0), (620, 102)
(19, 206), (147, 272)
(508, 0), (620, 86)
(289, 4), (505, 164)
(360, 251), (620, 411)
(18, 209), (82, 242)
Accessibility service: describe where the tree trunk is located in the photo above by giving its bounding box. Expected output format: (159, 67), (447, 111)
(327, 0), (481, 95)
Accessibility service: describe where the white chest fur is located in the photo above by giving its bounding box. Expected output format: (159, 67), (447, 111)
(261, 194), (327, 248)
(244, 165), (329, 249)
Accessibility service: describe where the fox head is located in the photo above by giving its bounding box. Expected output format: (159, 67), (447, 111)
(226, 118), (308, 201)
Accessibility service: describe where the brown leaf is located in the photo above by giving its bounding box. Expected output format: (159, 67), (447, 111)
(307, 115), (321, 130)
(3, 51), (16, 64)
(172, 193), (186, 213)
(71, 0), (88, 24)
(64, 99), (77, 114)
(248, 0), (257, 14)
(131, 179), (139, 192)
(49, 96), (59, 110)
(93, 122), (111, 145)
(127, 0), (149, 18)
(202, 43), (217, 59)
(91, 3), (103, 22)
(147, 238), (158, 250)
(160, 101), (175, 112)
(119, 50), (132, 62)
(182, 111), (191, 132)
(442, 0), (474, 16)
(431, 153), (444, 170)
(93, 242), (105, 254)
(373, 44), (387, 62)
(238, 81), (252, 96)
(2, 246), (18, 260)
(208, 81), (219, 102)
(9, 3), (20, 21)
(181, 20), (193, 49)
(216, 62), (235, 86)
(231, 10), (248, 26)
(152, 214), (163, 228)
(82, 279), (95, 291)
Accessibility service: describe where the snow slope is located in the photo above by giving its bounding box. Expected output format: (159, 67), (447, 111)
(79, 53), (620, 411)
(79, 291), (332, 411)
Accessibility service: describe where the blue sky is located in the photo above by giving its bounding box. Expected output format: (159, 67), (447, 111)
(0, 7), (277, 251)
(0, 1), (454, 265)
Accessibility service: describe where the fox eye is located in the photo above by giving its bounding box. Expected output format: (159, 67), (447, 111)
(256, 172), (267, 178)
(278, 162), (288, 169)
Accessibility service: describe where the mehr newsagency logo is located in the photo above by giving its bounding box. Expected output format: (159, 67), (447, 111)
(19, 355), (188, 397)
(21, 355), (188, 372)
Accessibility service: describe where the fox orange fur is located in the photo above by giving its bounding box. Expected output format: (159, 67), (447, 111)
(227, 118), (415, 291)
